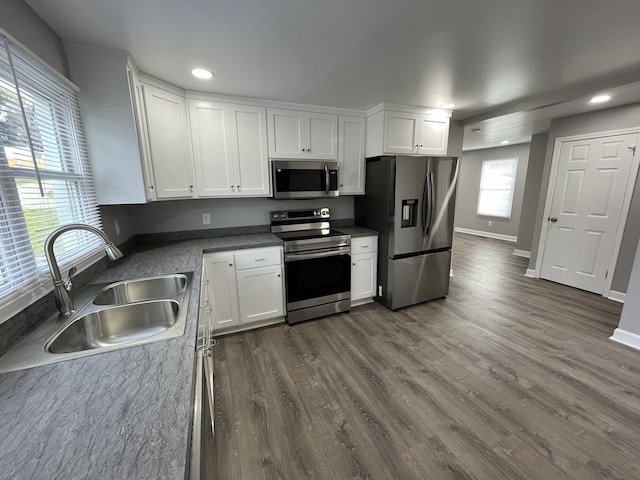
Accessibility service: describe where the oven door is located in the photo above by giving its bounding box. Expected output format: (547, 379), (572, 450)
(285, 249), (351, 311)
(272, 160), (339, 199)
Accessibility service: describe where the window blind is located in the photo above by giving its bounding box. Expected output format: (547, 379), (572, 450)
(0, 33), (102, 321)
(476, 158), (518, 218)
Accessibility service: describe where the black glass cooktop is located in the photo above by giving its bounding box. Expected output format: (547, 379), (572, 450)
(274, 229), (348, 242)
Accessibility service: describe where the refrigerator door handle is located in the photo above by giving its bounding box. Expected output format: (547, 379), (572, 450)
(426, 172), (434, 236)
(421, 172), (429, 236)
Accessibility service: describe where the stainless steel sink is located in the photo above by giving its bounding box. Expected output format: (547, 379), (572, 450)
(0, 272), (193, 373)
(92, 274), (187, 305)
(46, 300), (180, 354)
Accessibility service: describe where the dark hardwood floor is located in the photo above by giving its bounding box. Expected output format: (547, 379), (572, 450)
(212, 233), (639, 480)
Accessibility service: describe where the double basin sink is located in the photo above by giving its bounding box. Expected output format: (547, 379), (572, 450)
(0, 273), (193, 373)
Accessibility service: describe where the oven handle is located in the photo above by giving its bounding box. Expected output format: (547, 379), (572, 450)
(286, 247), (351, 262)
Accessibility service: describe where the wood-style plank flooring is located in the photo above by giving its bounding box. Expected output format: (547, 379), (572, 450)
(212, 233), (640, 480)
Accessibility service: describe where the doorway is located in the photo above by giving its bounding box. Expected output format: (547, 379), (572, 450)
(535, 129), (639, 296)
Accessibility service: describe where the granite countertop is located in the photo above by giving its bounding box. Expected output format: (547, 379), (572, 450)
(335, 225), (379, 237)
(0, 233), (282, 480)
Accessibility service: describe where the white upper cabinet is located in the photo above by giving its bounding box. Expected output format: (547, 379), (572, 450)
(229, 104), (270, 196)
(65, 44), (152, 204)
(338, 116), (366, 195)
(189, 101), (270, 197)
(142, 84), (195, 199)
(268, 108), (338, 159)
(366, 106), (451, 158)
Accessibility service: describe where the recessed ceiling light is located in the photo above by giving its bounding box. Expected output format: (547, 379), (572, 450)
(501, 140), (510, 145)
(440, 103), (456, 109)
(192, 68), (214, 80)
(590, 94), (610, 103)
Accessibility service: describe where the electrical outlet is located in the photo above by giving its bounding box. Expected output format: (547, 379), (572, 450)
(488, 220), (493, 227)
(114, 220), (120, 236)
(378, 285), (383, 297)
(202, 213), (211, 225)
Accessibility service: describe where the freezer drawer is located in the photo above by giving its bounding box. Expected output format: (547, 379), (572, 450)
(385, 250), (451, 310)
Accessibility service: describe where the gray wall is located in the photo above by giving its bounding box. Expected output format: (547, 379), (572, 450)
(0, 0), (68, 77)
(454, 143), (531, 238)
(528, 103), (640, 293)
(515, 133), (548, 253)
(123, 196), (354, 234)
(100, 205), (136, 246)
(617, 238), (640, 335)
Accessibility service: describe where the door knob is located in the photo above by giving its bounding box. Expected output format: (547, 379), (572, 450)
(548, 217), (558, 223)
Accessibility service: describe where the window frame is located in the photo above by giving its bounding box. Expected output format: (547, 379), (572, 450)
(0, 29), (103, 324)
(476, 157), (519, 219)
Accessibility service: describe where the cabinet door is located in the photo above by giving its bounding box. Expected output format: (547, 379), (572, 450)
(268, 108), (303, 157)
(127, 66), (156, 201)
(189, 101), (235, 197)
(229, 104), (270, 196)
(143, 84), (195, 199)
(204, 253), (240, 331)
(351, 252), (377, 302)
(417, 115), (450, 155)
(307, 112), (338, 159)
(236, 265), (284, 324)
(383, 111), (419, 154)
(338, 116), (365, 194)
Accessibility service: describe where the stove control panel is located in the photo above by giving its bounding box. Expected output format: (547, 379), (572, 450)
(271, 207), (330, 222)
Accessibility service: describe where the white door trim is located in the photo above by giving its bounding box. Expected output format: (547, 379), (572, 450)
(533, 127), (640, 297)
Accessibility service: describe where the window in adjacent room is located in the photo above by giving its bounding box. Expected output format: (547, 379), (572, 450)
(0, 32), (101, 322)
(476, 157), (518, 218)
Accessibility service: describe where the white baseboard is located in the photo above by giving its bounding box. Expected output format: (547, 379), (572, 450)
(513, 249), (531, 258)
(455, 227), (517, 243)
(610, 328), (640, 350)
(524, 269), (537, 278)
(608, 291), (626, 303)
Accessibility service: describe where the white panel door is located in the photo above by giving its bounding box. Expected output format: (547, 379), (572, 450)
(540, 133), (638, 293)
(143, 85), (194, 198)
(417, 116), (449, 155)
(307, 113), (338, 159)
(230, 105), (270, 196)
(339, 116), (365, 194)
(189, 101), (234, 197)
(204, 253), (240, 331)
(384, 111), (419, 154)
(236, 265), (284, 324)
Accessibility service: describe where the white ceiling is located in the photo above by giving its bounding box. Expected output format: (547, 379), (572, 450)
(25, 0), (640, 150)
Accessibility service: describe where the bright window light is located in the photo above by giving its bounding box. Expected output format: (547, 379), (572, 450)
(477, 158), (519, 218)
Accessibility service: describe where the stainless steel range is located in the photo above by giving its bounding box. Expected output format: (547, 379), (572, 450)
(270, 207), (351, 324)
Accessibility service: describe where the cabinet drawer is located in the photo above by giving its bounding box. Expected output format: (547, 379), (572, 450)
(351, 236), (378, 254)
(234, 247), (282, 270)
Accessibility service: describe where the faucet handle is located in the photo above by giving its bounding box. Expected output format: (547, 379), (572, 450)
(64, 266), (77, 292)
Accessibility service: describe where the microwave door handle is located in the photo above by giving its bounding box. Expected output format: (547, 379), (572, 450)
(324, 164), (330, 193)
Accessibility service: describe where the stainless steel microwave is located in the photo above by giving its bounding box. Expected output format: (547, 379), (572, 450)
(271, 160), (339, 199)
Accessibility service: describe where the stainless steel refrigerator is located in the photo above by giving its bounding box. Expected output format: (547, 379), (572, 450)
(355, 155), (459, 310)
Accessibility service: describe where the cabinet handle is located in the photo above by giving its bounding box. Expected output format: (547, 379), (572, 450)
(189, 185), (194, 193)
(415, 144), (419, 148)
(229, 263), (233, 267)
(237, 185), (240, 189)
(352, 263), (356, 266)
(277, 274), (281, 277)
(419, 144), (423, 147)
(254, 258), (265, 261)
(230, 185), (234, 189)
(340, 184), (344, 187)
(361, 245), (369, 248)
(148, 185), (154, 190)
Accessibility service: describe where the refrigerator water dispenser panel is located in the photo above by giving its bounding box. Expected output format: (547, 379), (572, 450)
(401, 199), (418, 228)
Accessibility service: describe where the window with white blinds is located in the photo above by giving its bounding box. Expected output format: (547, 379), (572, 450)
(0, 34), (101, 321)
(477, 158), (519, 218)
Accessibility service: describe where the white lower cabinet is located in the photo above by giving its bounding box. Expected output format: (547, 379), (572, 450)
(203, 246), (285, 334)
(351, 236), (378, 306)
